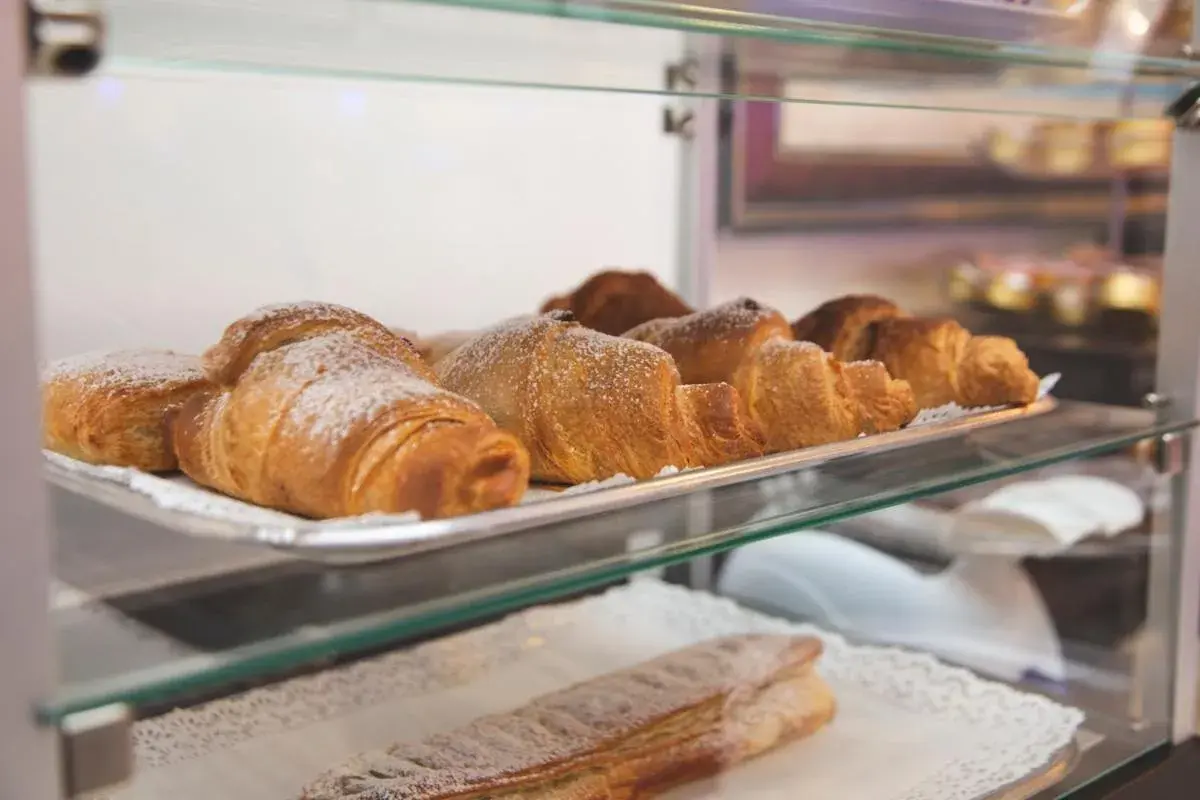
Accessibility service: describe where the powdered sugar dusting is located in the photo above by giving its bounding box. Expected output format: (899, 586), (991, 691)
(625, 297), (785, 344)
(437, 314), (687, 482)
(42, 350), (205, 390)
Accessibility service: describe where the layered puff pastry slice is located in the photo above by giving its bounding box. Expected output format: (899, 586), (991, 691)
(435, 311), (765, 484)
(300, 634), (836, 800)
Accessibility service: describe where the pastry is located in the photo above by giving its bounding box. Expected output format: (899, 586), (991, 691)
(841, 359), (919, 435)
(300, 634), (836, 800)
(790, 295), (904, 362)
(435, 311), (764, 484)
(627, 298), (916, 451)
(793, 296), (1040, 410)
(42, 350), (210, 471)
(173, 302), (531, 519)
(624, 297), (792, 386)
(541, 270), (693, 336)
(869, 318), (1039, 409)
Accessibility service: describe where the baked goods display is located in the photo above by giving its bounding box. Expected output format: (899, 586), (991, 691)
(299, 634), (836, 800)
(42, 280), (1044, 524)
(625, 298), (917, 451)
(435, 310), (764, 483)
(540, 269), (693, 336)
(42, 350), (211, 471)
(792, 295), (1040, 409)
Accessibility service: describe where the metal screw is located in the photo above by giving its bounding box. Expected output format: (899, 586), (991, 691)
(1143, 392), (1171, 410)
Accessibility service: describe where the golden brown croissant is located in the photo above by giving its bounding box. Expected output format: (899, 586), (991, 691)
(42, 350), (211, 471)
(869, 318), (1039, 409)
(173, 302), (531, 519)
(300, 634), (836, 800)
(435, 311), (764, 484)
(790, 294), (905, 362)
(540, 269), (694, 336)
(624, 297), (793, 386)
(841, 359), (920, 435)
(626, 299), (916, 452)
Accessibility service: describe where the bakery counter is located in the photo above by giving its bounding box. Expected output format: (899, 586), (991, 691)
(86, 581), (1099, 800)
(47, 400), (1193, 726)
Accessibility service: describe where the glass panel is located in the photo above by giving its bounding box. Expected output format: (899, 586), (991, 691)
(45, 401), (1194, 720)
(721, 450), (1181, 797)
(102, 0), (1199, 119)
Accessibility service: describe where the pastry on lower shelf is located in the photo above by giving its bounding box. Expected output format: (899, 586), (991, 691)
(435, 311), (764, 484)
(540, 269), (694, 336)
(299, 634), (836, 800)
(626, 298), (916, 451)
(42, 350), (211, 471)
(791, 296), (1040, 410)
(174, 301), (531, 520)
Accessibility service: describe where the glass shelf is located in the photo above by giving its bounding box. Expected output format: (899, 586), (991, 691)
(97, 0), (1199, 120)
(44, 400), (1195, 722)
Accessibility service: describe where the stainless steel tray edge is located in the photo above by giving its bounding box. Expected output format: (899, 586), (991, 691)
(45, 398), (1067, 564)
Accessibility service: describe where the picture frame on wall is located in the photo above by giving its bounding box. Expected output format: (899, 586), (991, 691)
(719, 58), (1173, 232)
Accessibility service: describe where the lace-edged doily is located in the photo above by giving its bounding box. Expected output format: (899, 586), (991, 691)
(114, 581), (1082, 800)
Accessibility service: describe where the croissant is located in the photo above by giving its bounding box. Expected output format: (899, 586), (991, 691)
(540, 269), (693, 336)
(792, 296), (1041, 410)
(173, 302), (531, 519)
(42, 350), (211, 471)
(790, 294), (904, 362)
(867, 318), (1039, 409)
(435, 311), (764, 484)
(626, 298), (916, 452)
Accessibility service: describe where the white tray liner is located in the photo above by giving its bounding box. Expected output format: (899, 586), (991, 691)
(97, 581), (1082, 800)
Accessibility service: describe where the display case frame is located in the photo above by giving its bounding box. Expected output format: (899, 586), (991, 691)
(6, 1), (1200, 797)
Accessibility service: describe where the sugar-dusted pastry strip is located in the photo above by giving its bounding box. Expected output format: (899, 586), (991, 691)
(300, 634), (836, 800)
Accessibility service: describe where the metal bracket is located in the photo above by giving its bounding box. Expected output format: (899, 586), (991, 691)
(60, 703), (134, 797)
(662, 108), (695, 139)
(662, 59), (698, 139)
(1154, 431), (1188, 477)
(26, 0), (104, 77)
(664, 59), (698, 92)
(1167, 81), (1200, 129)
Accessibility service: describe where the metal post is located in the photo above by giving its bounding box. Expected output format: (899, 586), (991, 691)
(1153, 20), (1200, 738)
(0, 3), (61, 799)
(673, 35), (720, 310)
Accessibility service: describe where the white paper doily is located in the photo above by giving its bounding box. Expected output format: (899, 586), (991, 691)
(99, 581), (1082, 800)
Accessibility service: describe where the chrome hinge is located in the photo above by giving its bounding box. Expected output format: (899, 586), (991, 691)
(60, 703), (134, 797)
(26, 1), (105, 78)
(1167, 81), (1200, 129)
(661, 59), (698, 139)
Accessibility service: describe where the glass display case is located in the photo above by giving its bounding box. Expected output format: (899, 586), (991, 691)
(4, 0), (1200, 798)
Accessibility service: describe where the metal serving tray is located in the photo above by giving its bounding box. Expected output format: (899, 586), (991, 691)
(43, 396), (1057, 565)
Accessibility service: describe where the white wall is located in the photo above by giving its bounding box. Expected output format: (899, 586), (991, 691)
(27, 6), (681, 359)
(27, 4), (1082, 359)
